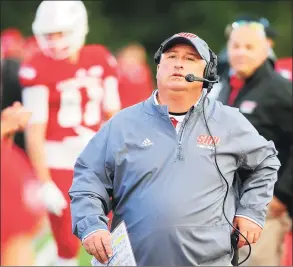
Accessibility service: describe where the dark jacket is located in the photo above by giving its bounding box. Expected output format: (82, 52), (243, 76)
(1, 58), (26, 151)
(274, 145), (293, 219)
(216, 61), (293, 218)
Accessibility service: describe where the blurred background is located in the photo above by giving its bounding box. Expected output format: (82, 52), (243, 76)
(1, 0), (292, 266)
(1, 0), (292, 72)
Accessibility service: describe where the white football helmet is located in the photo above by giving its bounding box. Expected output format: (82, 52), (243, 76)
(32, 1), (88, 60)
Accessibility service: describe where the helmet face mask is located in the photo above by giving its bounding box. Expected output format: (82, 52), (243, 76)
(32, 1), (88, 60)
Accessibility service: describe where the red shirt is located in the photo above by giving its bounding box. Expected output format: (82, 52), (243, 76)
(228, 74), (244, 106)
(229, 57), (292, 105)
(275, 57), (292, 81)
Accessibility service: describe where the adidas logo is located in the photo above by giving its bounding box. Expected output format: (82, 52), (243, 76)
(141, 138), (153, 147)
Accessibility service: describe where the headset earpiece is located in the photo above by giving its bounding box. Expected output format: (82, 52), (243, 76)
(203, 50), (218, 92)
(154, 37), (172, 64)
(154, 47), (162, 64)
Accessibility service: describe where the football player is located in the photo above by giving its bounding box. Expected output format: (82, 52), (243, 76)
(1, 28), (26, 150)
(0, 28), (25, 60)
(18, 1), (121, 265)
(116, 43), (154, 109)
(1, 102), (45, 266)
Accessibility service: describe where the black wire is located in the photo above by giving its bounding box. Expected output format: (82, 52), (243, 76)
(202, 92), (251, 266)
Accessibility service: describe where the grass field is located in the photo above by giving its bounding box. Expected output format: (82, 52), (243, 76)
(34, 230), (92, 266)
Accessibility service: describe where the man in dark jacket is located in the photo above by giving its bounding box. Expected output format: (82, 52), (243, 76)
(215, 22), (292, 266)
(217, 15), (278, 78)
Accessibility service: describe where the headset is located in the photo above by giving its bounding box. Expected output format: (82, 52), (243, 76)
(202, 49), (220, 92)
(155, 46), (251, 266)
(154, 42), (219, 93)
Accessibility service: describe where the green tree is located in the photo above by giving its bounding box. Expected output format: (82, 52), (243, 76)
(1, 0), (291, 72)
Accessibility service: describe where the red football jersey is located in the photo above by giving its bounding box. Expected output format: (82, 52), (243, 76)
(1, 140), (44, 253)
(19, 45), (121, 169)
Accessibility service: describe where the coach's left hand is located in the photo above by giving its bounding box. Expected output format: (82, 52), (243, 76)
(233, 217), (262, 248)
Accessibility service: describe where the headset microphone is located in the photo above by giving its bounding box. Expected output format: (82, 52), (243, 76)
(185, 74), (219, 84)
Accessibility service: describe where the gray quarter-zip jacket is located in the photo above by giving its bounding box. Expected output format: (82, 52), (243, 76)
(69, 91), (280, 266)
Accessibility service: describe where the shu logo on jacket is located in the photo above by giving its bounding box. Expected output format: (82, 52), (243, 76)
(197, 135), (220, 150)
(141, 138), (153, 147)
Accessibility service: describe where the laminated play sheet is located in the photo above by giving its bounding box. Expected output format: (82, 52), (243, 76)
(91, 221), (136, 266)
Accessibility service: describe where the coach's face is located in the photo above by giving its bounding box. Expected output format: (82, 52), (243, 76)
(156, 44), (206, 93)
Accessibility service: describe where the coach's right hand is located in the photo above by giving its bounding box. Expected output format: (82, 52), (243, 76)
(82, 230), (113, 264)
